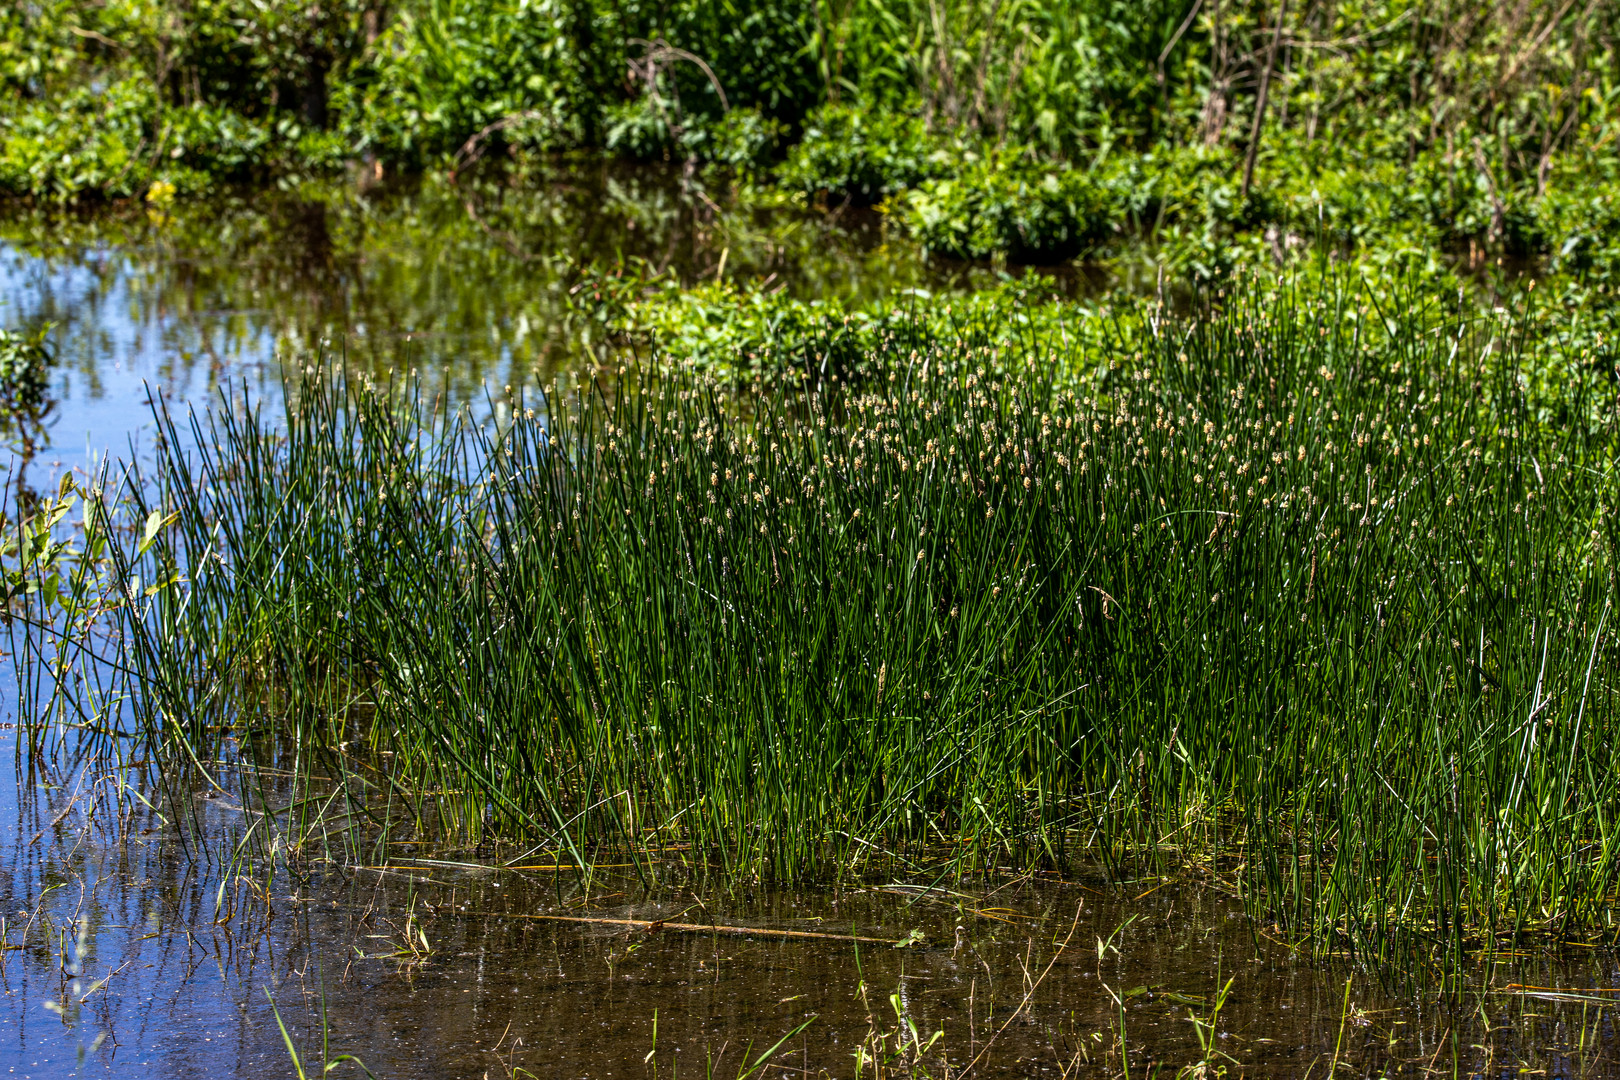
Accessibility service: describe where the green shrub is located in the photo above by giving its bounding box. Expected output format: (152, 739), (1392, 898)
(631, 278), (915, 377)
(583, 266), (1121, 379)
(0, 78), (152, 199)
(166, 102), (274, 183)
(1542, 181), (1620, 285)
(342, 0), (592, 165)
(684, 108), (785, 173)
(602, 103), (782, 171)
(603, 98), (674, 161)
(777, 103), (950, 203)
(902, 150), (1120, 261)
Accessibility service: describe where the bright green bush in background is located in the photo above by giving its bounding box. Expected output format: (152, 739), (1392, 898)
(4, 0), (1620, 336)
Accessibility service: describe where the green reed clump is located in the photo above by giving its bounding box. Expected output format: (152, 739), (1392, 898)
(46, 276), (1620, 967)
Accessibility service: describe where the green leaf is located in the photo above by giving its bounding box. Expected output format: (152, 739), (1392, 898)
(138, 510), (179, 556)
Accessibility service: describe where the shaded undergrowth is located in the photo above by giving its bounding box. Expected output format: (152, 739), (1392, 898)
(16, 274), (1620, 973)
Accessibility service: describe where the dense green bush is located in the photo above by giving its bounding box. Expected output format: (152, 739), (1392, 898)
(340, 0), (597, 165)
(605, 103), (784, 172)
(0, 0), (819, 196)
(0, 0), (377, 196)
(3, 0), (1619, 293)
(0, 79), (153, 199)
(902, 151), (1120, 261)
(620, 0), (819, 128)
(617, 275), (1096, 377)
(682, 108), (786, 173)
(777, 104), (950, 203)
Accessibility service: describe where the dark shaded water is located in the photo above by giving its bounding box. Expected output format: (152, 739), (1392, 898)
(1, 166), (1618, 1078)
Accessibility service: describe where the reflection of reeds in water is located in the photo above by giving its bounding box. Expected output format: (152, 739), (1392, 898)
(33, 276), (1620, 971)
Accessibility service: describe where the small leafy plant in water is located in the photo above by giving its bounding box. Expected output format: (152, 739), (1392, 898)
(265, 981), (374, 1079)
(1180, 964), (1237, 1079)
(853, 988), (946, 1078)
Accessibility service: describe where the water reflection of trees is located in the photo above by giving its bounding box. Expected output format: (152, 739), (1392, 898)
(0, 164), (940, 433)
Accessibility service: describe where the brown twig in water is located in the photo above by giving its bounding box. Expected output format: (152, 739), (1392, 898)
(497, 912), (901, 944)
(962, 902), (1083, 1073)
(449, 111), (547, 181)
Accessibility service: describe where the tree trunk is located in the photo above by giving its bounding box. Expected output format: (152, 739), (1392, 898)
(302, 52), (330, 130)
(1241, 0), (1289, 199)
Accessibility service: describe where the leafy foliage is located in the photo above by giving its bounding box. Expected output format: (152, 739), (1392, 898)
(605, 272), (1085, 377)
(778, 103), (949, 203)
(0, 323), (53, 422)
(902, 148), (1120, 260)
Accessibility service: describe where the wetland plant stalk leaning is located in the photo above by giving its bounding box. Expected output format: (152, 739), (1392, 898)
(28, 275), (1620, 971)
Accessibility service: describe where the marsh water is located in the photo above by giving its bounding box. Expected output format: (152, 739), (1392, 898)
(0, 164), (933, 482)
(1, 166), (1619, 1079)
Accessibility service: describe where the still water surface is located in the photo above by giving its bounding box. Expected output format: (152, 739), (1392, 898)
(0, 164), (948, 482)
(0, 167), (1616, 1078)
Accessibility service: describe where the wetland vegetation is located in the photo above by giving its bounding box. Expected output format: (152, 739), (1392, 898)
(3, 0), (1620, 1076)
(36, 267), (1620, 965)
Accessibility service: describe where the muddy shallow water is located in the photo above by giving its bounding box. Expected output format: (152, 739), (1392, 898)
(3, 753), (1620, 1080)
(1, 168), (1619, 1078)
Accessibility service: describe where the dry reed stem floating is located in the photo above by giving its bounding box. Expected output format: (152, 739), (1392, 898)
(496, 912), (905, 944)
